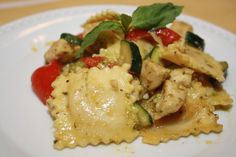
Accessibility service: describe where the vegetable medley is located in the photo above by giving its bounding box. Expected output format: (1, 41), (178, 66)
(31, 3), (233, 149)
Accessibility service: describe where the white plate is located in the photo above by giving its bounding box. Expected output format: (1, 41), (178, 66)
(0, 5), (235, 157)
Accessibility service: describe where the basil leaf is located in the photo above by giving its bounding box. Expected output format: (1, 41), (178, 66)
(60, 33), (83, 45)
(131, 3), (183, 29)
(120, 13), (132, 32)
(76, 21), (123, 58)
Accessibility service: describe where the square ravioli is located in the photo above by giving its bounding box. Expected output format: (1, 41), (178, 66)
(47, 64), (142, 149)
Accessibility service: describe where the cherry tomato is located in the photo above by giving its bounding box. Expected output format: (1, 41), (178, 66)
(31, 60), (62, 104)
(82, 56), (105, 68)
(155, 27), (181, 46)
(78, 33), (84, 39)
(126, 29), (152, 41)
(126, 28), (181, 46)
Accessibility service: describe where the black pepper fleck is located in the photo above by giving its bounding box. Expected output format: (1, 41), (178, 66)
(62, 92), (68, 95)
(54, 140), (58, 144)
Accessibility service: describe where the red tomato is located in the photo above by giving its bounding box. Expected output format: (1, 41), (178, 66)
(155, 27), (181, 46)
(82, 56), (105, 68)
(31, 60), (62, 104)
(126, 28), (181, 46)
(126, 29), (152, 41)
(78, 33), (83, 39)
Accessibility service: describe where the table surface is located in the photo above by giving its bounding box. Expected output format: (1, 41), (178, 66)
(0, 0), (236, 34)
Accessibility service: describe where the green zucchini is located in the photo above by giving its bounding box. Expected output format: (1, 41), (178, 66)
(60, 33), (83, 45)
(119, 40), (142, 75)
(150, 46), (163, 64)
(133, 103), (153, 128)
(185, 31), (205, 50)
(135, 39), (154, 59)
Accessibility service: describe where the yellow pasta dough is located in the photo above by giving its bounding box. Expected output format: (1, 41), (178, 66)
(140, 96), (222, 144)
(160, 43), (224, 82)
(82, 10), (120, 35)
(188, 80), (233, 107)
(47, 64), (142, 149)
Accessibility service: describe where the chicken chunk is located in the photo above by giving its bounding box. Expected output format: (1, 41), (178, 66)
(140, 60), (170, 90)
(169, 67), (193, 86)
(44, 39), (77, 63)
(143, 68), (193, 120)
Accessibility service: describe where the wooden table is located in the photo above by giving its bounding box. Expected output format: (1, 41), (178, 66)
(0, 0), (236, 34)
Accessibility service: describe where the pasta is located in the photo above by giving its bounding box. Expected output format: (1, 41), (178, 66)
(47, 64), (142, 149)
(140, 97), (222, 144)
(82, 10), (120, 35)
(160, 43), (225, 82)
(188, 79), (233, 107)
(31, 3), (233, 150)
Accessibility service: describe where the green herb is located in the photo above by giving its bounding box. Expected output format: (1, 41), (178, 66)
(131, 3), (183, 29)
(76, 21), (123, 58)
(76, 3), (183, 58)
(60, 33), (83, 45)
(120, 13), (132, 32)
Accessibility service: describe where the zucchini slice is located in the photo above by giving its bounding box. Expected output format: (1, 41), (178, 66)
(119, 40), (142, 75)
(150, 46), (163, 64)
(185, 31), (205, 50)
(135, 39), (154, 59)
(60, 33), (83, 46)
(134, 103), (153, 128)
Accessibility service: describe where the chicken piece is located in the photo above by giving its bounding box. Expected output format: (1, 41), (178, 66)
(170, 21), (193, 39)
(169, 67), (193, 86)
(140, 60), (170, 91)
(44, 39), (77, 63)
(160, 43), (224, 82)
(155, 68), (193, 117)
(143, 68), (193, 120)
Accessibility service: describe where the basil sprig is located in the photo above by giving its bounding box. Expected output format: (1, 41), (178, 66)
(76, 21), (123, 58)
(76, 3), (183, 57)
(131, 3), (183, 29)
(120, 13), (132, 33)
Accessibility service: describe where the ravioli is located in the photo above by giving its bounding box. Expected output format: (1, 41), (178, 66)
(47, 64), (142, 149)
(140, 96), (222, 144)
(188, 80), (233, 106)
(160, 43), (224, 82)
(140, 76), (226, 144)
(82, 10), (120, 35)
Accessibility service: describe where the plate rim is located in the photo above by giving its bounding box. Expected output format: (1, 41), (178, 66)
(0, 4), (235, 157)
(0, 4), (236, 41)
